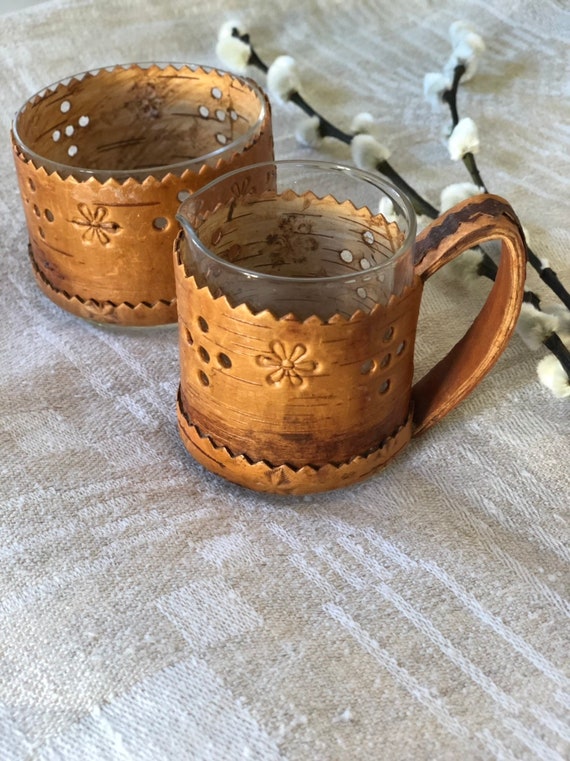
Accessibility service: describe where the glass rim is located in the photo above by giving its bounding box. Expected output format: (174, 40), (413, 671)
(177, 159), (418, 285)
(11, 62), (268, 181)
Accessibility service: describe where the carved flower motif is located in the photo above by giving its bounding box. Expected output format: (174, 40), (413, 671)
(71, 203), (120, 245)
(231, 177), (253, 198)
(257, 341), (316, 386)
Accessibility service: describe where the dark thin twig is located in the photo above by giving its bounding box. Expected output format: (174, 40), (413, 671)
(544, 333), (570, 378)
(442, 64), (487, 192)
(443, 63), (570, 310)
(234, 29), (439, 218)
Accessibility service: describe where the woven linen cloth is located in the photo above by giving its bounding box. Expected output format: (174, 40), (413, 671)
(1, 0), (569, 759)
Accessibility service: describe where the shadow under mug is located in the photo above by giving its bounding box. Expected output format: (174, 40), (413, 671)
(11, 63), (273, 326)
(174, 160), (527, 494)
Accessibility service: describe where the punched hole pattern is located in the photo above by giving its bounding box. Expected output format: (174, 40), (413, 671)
(152, 217), (168, 231)
(355, 323), (402, 399)
(188, 319), (234, 392)
(51, 111), (90, 152)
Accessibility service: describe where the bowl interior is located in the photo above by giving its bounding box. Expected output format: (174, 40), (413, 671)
(14, 64), (265, 175)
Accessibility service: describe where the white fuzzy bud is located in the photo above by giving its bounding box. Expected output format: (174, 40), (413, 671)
(447, 248), (484, 285)
(423, 72), (452, 111)
(266, 55), (301, 103)
(350, 112), (385, 141)
(449, 21), (476, 47)
(537, 352), (570, 398)
(295, 116), (322, 147)
(541, 304), (570, 334)
(447, 117), (480, 160)
(378, 196), (398, 223)
(445, 22), (486, 82)
(350, 134), (391, 172)
(350, 112), (387, 144)
(516, 302), (559, 350)
(449, 21), (485, 49)
(350, 112), (375, 133)
(440, 182), (483, 211)
(215, 36), (251, 74)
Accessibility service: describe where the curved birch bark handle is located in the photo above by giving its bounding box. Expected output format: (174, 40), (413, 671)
(412, 194), (527, 435)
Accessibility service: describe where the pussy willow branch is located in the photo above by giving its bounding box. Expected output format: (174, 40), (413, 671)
(443, 63), (570, 311)
(442, 64), (487, 191)
(234, 30), (438, 218)
(233, 29), (570, 377)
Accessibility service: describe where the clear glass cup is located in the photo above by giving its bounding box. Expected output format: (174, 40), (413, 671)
(174, 160), (527, 494)
(11, 63), (274, 327)
(178, 160), (416, 320)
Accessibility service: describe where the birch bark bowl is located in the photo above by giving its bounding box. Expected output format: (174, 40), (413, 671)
(12, 63), (273, 326)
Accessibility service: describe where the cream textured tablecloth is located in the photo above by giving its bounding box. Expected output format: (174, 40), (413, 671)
(1, 1), (569, 759)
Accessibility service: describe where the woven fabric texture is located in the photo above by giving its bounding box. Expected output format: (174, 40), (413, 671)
(1, 0), (568, 759)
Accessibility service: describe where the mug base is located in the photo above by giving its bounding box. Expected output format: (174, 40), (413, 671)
(176, 388), (413, 495)
(29, 245), (178, 327)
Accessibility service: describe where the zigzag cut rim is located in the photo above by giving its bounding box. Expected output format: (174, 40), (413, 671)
(174, 228), (421, 326)
(12, 63), (270, 185)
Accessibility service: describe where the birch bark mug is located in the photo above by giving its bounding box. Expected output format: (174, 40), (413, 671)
(174, 160), (527, 494)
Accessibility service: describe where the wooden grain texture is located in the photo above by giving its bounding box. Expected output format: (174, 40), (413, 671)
(12, 64), (273, 326)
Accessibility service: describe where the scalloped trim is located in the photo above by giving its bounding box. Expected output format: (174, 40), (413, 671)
(29, 245), (177, 326)
(176, 388), (412, 494)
